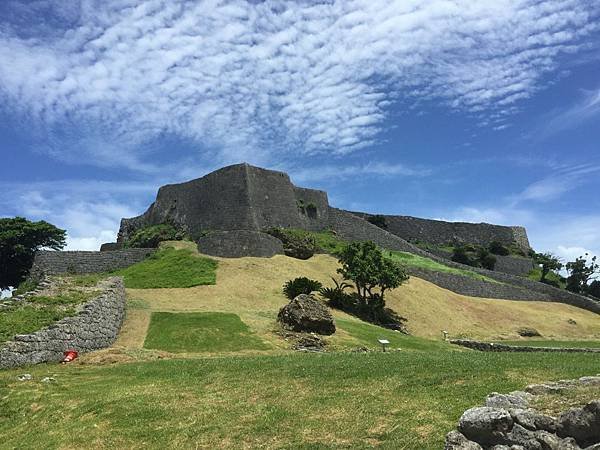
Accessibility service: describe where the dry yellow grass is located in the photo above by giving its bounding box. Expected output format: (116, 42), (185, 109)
(118, 250), (600, 350)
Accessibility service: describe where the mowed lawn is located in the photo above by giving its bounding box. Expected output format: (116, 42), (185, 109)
(1, 351), (599, 449)
(144, 312), (272, 353)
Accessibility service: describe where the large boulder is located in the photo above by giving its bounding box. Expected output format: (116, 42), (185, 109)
(278, 294), (335, 335)
(444, 430), (483, 449)
(197, 230), (284, 258)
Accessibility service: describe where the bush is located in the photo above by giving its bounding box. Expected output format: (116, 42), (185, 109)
(283, 277), (323, 300)
(367, 215), (388, 230)
(477, 248), (497, 271)
(451, 246), (476, 266)
(489, 241), (510, 256)
(126, 224), (184, 248)
(266, 228), (317, 260)
(589, 280), (600, 299)
(319, 278), (353, 309)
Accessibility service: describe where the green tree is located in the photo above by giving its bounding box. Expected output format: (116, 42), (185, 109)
(367, 215), (388, 230)
(589, 280), (600, 299)
(336, 241), (408, 309)
(566, 254), (599, 294)
(0, 217), (66, 289)
(533, 252), (563, 283)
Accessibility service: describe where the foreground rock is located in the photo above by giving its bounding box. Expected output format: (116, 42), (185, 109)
(446, 378), (600, 449)
(277, 294), (335, 335)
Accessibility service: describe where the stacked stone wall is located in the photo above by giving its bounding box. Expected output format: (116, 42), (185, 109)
(30, 249), (154, 277)
(198, 230), (284, 258)
(0, 277), (126, 369)
(353, 212), (531, 250)
(449, 339), (600, 353)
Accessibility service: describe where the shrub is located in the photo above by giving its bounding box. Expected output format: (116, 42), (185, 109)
(266, 228), (317, 260)
(126, 224), (184, 248)
(367, 215), (388, 230)
(319, 278), (353, 309)
(451, 246), (476, 266)
(283, 277), (323, 300)
(488, 241), (510, 256)
(477, 248), (497, 271)
(589, 280), (600, 299)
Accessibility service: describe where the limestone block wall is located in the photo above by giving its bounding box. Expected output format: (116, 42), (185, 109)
(494, 255), (535, 276)
(30, 249), (154, 277)
(0, 277), (126, 369)
(353, 212), (531, 250)
(450, 339), (600, 353)
(198, 230), (284, 258)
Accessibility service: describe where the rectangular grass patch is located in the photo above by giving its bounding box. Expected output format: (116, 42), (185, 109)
(116, 247), (217, 289)
(143, 312), (271, 353)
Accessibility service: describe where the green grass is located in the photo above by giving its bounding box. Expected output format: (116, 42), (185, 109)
(281, 228), (348, 255)
(144, 312), (271, 353)
(336, 319), (453, 352)
(493, 340), (600, 349)
(69, 273), (109, 287)
(527, 268), (566, 289)
(115, 247), (218, 289)
(1, 351), (599, 449)
(387, 251), (499, 283)
(0, 306), (74, 343)
(27, 289), (98, 306)
(12, 279), (39, 296)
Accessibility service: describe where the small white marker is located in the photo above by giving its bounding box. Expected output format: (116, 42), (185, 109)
(378, 339), (390, 352)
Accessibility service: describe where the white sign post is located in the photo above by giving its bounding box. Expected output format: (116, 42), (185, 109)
(378, 339), (390, 352)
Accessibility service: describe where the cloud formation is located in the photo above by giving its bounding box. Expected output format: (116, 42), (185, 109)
(0, 0), (598, 166)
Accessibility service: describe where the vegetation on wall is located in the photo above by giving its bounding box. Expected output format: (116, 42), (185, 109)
(125, 224), (185, 248)
(532, 252), (564, 286)
(451, 244), (497, 270)
(0, 217), (66, 290)
(366, 214), (388, 230)
(266, 227), (317, 259)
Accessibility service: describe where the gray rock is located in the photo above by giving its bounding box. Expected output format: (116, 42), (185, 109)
(277, 294), (336, 335)
(511, 408), (558, 433)
(197, 230), (284, 258)
(445, 430), (483, 450)
(557, 401), (600, 447)
(504, 423), (542, 449)
(487, 393), (530, 410)
(583, 444), (600, 450)
(579, 377), (600, 386)
(459, 407), (514, 445)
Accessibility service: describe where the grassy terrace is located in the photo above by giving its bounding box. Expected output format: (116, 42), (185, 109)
(282, 229), (497, 283)
(387, 251), (499, 283)
(1, 351), (599, 449)
(116, 247), (218, 289)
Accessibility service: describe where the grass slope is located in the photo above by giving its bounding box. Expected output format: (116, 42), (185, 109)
(116, 247), (217, 289)
(144, 312), (271, 353)
(0, 306), (73, 343)
(1, 351), (599, 449)
(387, 250), (499, 283)
(124, 253), (600, 345)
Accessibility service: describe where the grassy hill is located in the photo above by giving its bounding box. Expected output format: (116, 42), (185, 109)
(2, 242), (599, 449)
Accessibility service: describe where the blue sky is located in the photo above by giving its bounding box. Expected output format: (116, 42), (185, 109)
(0, 0), (599, 265)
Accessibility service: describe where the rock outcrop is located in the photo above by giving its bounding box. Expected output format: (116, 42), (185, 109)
(445, 377), (600, 449)
(277, 294), (336, 335)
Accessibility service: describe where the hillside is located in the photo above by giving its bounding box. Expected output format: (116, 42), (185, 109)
(112, 243), (600, 356)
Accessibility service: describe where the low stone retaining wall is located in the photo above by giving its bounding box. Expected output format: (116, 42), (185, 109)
(409, 268), (548, 302)
(450, 339), (600, 353)
(30, 249), (154, 278)
(0, 277), (126, 369)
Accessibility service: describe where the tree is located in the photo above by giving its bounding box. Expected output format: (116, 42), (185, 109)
(336, 241), (408, 309)
(589, 280), (600, 299)
(477, 248), (497, 271)
(367, 215), (388, 230)
(533, 252), (563, 283)
(488, 241), (510, 256)
(565, 254), (599, 294)
(0, 217), (66, 290)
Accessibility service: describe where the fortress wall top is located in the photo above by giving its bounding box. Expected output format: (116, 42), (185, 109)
(118, 163), (329, 241)
(353, 212), (531, 250)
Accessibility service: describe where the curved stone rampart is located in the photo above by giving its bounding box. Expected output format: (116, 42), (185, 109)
(30, 249), (154, 278)
(450, 339), (600, 353)
(0, 277), (126, 369)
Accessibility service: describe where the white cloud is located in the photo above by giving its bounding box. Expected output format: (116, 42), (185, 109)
(0, 179), (155, 250)
(290, 161), (430, 183)
(0, 0), (598, 167)
(537, 86), (600, 138)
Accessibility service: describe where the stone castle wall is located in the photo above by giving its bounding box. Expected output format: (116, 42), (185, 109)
(0, 277), (126, 369)
(118, 164), (329, 241)
(352, 212), (531, 250)
(30, 249), (154, 277)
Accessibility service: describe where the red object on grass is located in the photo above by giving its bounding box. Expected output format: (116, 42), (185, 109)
(62, 350), (78, 363)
